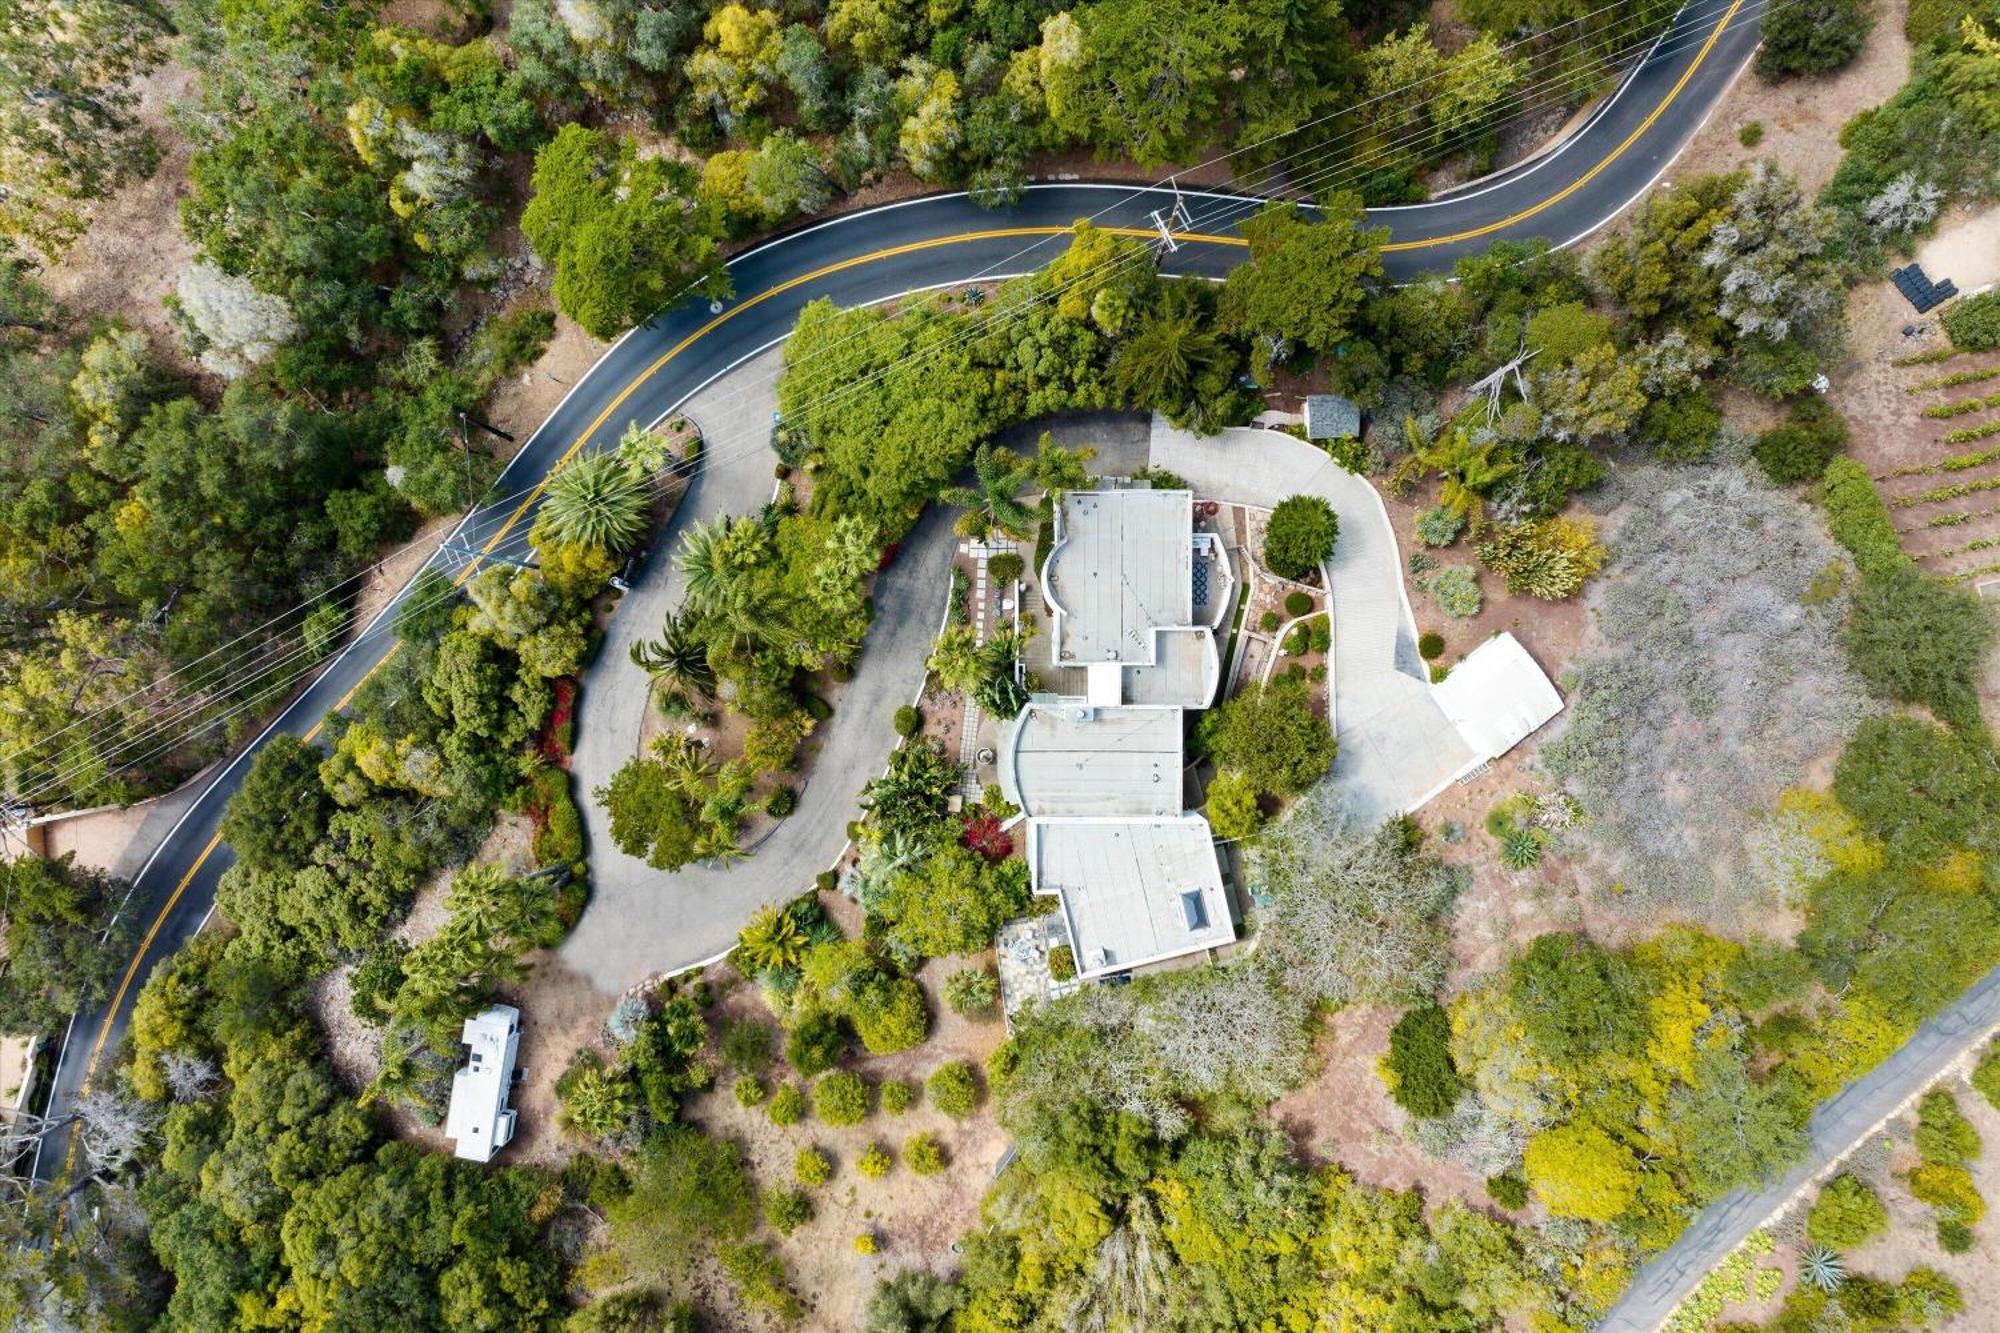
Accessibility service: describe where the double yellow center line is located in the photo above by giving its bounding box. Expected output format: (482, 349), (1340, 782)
(65, 0), (1740, 1175)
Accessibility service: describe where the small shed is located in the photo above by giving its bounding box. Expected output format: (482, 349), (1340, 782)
(445, 1004), (521, 1163)
(1303, 394), (1362, 441)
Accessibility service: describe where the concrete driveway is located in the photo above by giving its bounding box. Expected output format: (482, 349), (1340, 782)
(1148, 422), (1473, 825)
(560, 348), (954, 994)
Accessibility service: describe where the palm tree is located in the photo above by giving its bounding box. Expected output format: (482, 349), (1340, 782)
(1413, 421), (1519, 530)
(737, 903), (809, 972)
(630, 607), (716, 714)
(540, 451), (650, 552)
(940, 444), (1038, 540)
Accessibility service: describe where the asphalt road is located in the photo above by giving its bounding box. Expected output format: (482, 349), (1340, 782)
(31, 0), (1762, 1190)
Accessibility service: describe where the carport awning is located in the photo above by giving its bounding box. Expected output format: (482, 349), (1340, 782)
(1431, 632), (1564, 761)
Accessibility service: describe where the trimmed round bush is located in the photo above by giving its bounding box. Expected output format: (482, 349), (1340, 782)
(928, 1062), (979, 1119)
(767, 1082), (808, 1126)
(893, 704), (923, 738)
(814, 1072), (872, 1126)
(1263, 495), (1339, 579)
(1418, 631), (1445, 660)
(794, 1146), (831, 1188)
(1752, 396), (1849, 485)
(1259, 610), (1281, 633)
(787, 1011), (850, 1076)
(905, 1132), (947, 1176)
(1738, 120), (1764, 147)
(1283, 590), (1313, 618)
(851, 976), (930, 1055)
(853, 1232), (878, 1255)
(880, 1078), (916, 1115)
(857, 1144), (892, 1179)
(1806, 1174), (1888, 1249)
(1047, 944), (1075, 981)
(1938, 1218), (1976, 1253)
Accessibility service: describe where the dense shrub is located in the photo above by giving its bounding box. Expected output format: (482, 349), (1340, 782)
(1832, 716), (2000, 866)
(1758, 0), (1873, 77)
(764, 1188), (814, 1235)
(1817, 460), (1912, 578)
(764, 785), (796, 817)
(893, 704), (923, 738)
(794, 1146), (831, 1188)
(988, 552), (1024, 584)
(1486, 1171), (1530, 1210)
(1204, 769), (1264, 841)
(1283, 589), (1313, 618)
(1427, 565), (1483, 618)
(1047, 944), (1076, 981)
(787, 1011), (851, 1076)
(1974, 1041), (2000, 1111)
(1199, 674), (1336, 799)
(880, 1078), (915, 1114)
(1753, 396), (1850, 484)
(905, 1132), (947, 1175)
(734, 1076), (766, 1108)
(1264, 495), (1339, 579)
(1739, 121), (1765, 148)
(1807, 1174), (1889, 1248)
(1384, 1003), (1463, 1118)
(1844, 565), (1993, 730)
(856, 1144), (893, 1179)
(1944, 291), (2000, 351)
(814, 1072), (873, 1126)
(1415, 506), (1464, 547)
(1916, 1088), (1982, 1166)
(767, 1082), (808, 1126)
(1418, 632), (1445, 660)
(928, 1062), (980, 1119)
(851, 975), (931, 1055)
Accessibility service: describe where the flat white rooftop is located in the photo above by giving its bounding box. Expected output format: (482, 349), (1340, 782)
(445, 1004), (520, 1163)
(1045, 489), (1194, 668)
(1032, 818), (1232, 978)
(1433, 632), (1565, 761)
(1002, 703), (1183, 819)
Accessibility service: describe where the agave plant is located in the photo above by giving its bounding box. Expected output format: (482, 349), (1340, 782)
(540, 451), (649, 552)
(1798, 1246), (1846, 1293)
(1500, 828), (1545, 871)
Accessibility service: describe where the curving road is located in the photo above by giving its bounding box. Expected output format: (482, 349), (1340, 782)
(31, 0), (1762, 1195)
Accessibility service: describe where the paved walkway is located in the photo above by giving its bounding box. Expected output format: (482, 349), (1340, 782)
(1148, 422), (1473, 824)
(561, 348), (954, 994)
(1598, 963), (2000, 1331)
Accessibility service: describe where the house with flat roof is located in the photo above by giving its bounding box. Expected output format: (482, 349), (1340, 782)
(1039, 488), (1227, 709)
(1031, 817), (1234, 978)
(445, 1004), (520, 1163)
(1003, 485), (1238, 981)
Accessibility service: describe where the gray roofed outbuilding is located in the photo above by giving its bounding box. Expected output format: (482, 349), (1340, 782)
(1303, 394), (1361, 441)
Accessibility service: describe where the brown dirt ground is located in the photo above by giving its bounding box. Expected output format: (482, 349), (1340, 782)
(1660, 0), (1911, 197)
(38, 59), (201, 380)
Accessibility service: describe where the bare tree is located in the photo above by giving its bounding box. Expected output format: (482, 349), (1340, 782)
(73, 1089), (156, 1178)
(1256, 800), (1461, 1007)
(157, 1052), (219, 1104)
